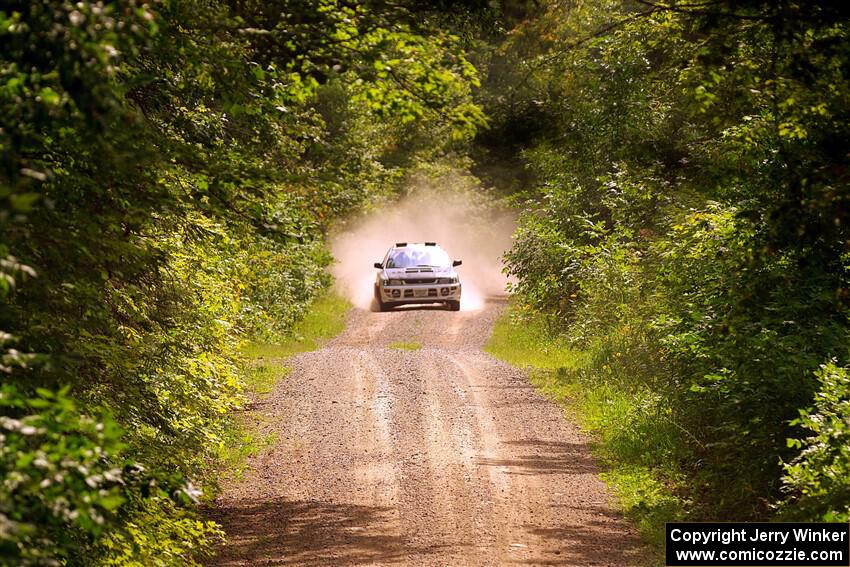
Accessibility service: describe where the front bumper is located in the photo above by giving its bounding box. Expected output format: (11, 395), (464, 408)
(377, 282), (461, 304)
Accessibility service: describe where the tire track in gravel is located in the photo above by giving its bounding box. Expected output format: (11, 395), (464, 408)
(209, 298), (646, 566)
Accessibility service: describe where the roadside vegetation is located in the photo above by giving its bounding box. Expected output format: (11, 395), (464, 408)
(479, 0), (850, 530)
(1, 1), (485, 564)
(241, 292), (351, 367)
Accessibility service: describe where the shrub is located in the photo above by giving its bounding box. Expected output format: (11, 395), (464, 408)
(781, 362), (850, 521)
(0, 386), (126, 565)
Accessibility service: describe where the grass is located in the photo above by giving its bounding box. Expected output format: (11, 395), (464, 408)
(215, 291), (351, 485)
(242, 360), (290, 396)
(485, 310), (585, 370)
(241, 292), (352, 363)
(389, 341), (422, 351)
(485, 303), (683, 564)
(215, 419), (278, 486)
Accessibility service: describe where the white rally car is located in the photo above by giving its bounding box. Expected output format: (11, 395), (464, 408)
(373, 242), (462, 311)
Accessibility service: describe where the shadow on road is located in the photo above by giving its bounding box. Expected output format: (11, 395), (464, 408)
(475, 438), (600, 476)
(523, 513), (647, 566)
(471, 438), (648, 566)
(207, 498), (449, 566)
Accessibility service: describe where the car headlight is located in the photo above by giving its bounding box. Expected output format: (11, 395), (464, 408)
(438, 277), (458, 284)
(386, 279), (403, 286)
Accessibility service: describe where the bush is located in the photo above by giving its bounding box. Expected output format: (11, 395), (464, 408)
(0, 386), (127, 565)
(494, 0), (850, 520)
(1, 0), (487, 563)
(781, 362), (850, 521)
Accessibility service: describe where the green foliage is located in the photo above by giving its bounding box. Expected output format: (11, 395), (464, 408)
(781, 362), (850, 522)
(485, 301), (583, 369)
(0, 386), (125, 565)
(490, 0), (850, 522)
(95, 496), (223, 567)
(241, 292), (351, 361)
(1, 0), (484, 563)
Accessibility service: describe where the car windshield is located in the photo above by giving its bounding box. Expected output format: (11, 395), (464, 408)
(386, 247), (450, 268)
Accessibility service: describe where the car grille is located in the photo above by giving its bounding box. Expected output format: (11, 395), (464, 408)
(402, 278), (437, 285)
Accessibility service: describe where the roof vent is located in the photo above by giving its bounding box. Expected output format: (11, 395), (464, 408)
(424, 241), (436, 246)
(395, 242), (407, 247)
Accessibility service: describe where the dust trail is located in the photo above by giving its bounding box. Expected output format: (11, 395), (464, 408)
(330, 173), (515, 311)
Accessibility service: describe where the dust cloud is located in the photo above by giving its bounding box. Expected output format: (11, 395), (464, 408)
(330, 177), (516, 311)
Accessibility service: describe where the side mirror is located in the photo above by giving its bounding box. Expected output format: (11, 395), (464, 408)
(452, 260), (462, 267)
(373, 262), (383, 269)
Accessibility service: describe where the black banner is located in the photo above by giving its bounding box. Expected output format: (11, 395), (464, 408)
(666, 523), (849, 566)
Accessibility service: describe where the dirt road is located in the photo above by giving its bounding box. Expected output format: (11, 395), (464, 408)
(209, 299), (644, 566)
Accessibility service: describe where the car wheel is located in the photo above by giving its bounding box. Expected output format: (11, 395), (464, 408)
(375, 291), (391, 312)
(447, 300), (460, 311)
(372, 287), (390, 312)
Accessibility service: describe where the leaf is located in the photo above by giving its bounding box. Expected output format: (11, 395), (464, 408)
(9, 192), (41, 212)
(38, 87), (61, 106)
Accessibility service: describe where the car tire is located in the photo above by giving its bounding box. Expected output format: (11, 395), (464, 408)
(447, 300), (460, 311)
(371, 288), (389, 312)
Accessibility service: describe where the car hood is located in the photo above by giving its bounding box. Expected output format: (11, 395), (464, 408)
(383, 267), (456, 278)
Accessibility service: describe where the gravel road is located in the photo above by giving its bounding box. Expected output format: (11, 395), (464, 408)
(209, 299), (645, 566)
